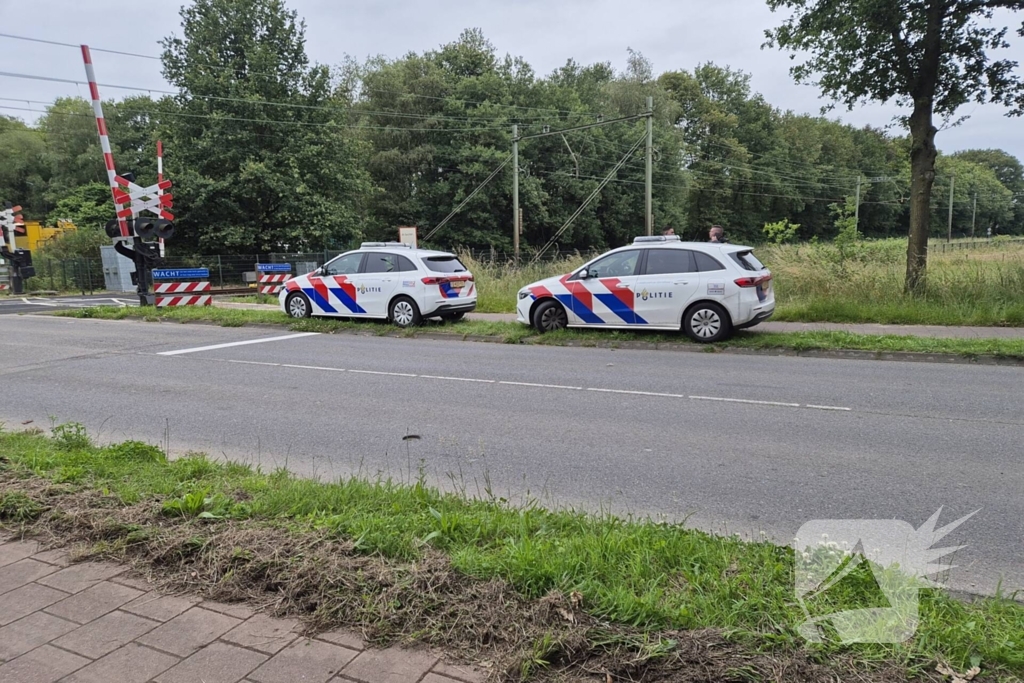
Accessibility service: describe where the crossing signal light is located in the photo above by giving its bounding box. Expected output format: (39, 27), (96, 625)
(135, 218), (174, 240)
(105, 219), (123, 239)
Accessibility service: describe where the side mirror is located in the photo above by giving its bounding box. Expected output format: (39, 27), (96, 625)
(577, 268), (589, 279)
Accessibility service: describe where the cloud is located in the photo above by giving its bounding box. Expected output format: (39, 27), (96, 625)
(2, 0), (1022, 159)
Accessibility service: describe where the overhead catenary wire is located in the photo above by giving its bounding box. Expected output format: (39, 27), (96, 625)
(0, 32), (600, 118)
(531, 132), (647, 264)
(0, 103), (514, 134)
(422, 154), (513, 242)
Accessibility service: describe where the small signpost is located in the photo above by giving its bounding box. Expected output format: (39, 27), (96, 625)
(152, 268), (211, 307)
(398, 226), (418, 249)
(255, 263), (292, 298)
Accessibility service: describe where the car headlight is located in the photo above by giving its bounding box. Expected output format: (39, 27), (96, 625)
(518, 290), (530, 300)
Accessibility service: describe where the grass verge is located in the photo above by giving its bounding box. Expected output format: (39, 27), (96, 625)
(52, 305), (1024, 361)
(1, 424), (1022, 681)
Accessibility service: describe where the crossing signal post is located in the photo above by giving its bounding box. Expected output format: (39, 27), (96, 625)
(0, 201), (33, 294)
(83, 45), (175, 306)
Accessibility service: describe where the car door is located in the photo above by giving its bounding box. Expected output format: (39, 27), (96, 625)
(565, 249), (643, 325)
(632, 248), (700, 326)
(310, 252), (365, 315)
(357, 252), (402, 317)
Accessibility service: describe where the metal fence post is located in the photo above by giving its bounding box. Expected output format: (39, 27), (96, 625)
(217, 255), (224, 288)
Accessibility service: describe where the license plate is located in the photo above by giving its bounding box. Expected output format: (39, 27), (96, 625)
(450, 281), (465, 289)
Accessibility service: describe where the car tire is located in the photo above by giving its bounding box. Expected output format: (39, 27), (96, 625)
(440, 311), (465, 322)
(532, 299), (568, 333)
(389, 296), (422, 328)
(683, 302), (731, 343)
(285, 292), (311, 319)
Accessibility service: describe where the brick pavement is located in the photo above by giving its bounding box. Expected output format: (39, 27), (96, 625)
(0, 537), (488, 683)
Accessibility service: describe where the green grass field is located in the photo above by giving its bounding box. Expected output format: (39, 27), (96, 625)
(1, 425), (1022, 680)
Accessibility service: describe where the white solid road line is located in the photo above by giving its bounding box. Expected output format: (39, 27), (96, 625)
(157, 332), (320, 356)
(805, 404), (853, 411)
(281, 363), (346, 372)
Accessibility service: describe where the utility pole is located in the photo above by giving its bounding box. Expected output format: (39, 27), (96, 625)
(854, 175), (861, 231)
(645, 96), (653, 236)
(947, 174), (955, 243)
(512, 124), (520, 262)
(971, 192), (978, 239)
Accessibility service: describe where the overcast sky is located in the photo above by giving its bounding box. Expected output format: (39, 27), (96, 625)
(2, 0), (1022, 160)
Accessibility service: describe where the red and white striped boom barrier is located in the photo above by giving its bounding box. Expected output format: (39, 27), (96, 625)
(81, 45), (129, 239)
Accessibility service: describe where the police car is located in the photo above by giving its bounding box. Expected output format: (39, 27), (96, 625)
(516, 236), (774, 342)
(281, 243), (476, 327)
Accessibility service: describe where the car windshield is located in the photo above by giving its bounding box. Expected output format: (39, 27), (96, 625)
(729, 250), (765, 271)
(423, 256), (468, 273)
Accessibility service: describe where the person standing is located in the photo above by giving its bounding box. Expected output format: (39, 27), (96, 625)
(709, 225), (727, 243)
(662, 227), (675, 236)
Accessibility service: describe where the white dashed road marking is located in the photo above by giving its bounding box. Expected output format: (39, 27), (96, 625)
(165, 352), (854, 412)
(157, 332), (320, 356)
(688, 395), (802, 408)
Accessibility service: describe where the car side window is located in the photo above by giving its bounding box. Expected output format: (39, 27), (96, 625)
(583, 250), (641, 279)
(323, 253), (363, 276)
(694, 252), (726, 272)
(644, 249), (697, 275)
(363, 253), (398, 273)
(396, 255), (418, 272)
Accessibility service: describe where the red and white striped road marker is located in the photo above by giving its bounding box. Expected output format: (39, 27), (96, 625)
(153, 281), (211, 294)
(81, 45), (129, 238)
(156, 294), (211, 307)
(0, 283), (10, 292)
(257, 273), (291, 295)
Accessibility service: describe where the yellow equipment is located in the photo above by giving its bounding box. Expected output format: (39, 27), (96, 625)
(12, 219), (77, 251)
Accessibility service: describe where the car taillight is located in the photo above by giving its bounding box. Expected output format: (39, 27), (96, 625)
(735, 274), (772, 287)
(422, 274), (473, 284)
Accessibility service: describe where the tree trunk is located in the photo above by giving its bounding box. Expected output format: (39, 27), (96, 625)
(905, 98), (937, 294)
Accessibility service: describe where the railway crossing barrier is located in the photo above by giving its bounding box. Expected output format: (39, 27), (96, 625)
(256, 263), (292, 295)
(152, 268), (211, 307)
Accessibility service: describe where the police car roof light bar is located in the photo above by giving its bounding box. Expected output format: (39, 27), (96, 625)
(633, 235), (680, 244)
(360, 241), (413, 248)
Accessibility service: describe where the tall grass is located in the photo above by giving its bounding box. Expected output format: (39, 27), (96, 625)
(762, 240), (1024, 326)
(461, 240), (1024, 325)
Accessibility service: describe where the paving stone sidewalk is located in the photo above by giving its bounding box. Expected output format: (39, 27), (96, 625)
(0, 537), (487, 683)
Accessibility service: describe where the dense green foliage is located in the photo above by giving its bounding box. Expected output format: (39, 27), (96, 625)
(1, 0), (1022, 259)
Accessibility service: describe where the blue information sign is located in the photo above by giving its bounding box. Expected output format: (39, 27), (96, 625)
(152, 268), (210, 280)
(256, 263), (292, 272)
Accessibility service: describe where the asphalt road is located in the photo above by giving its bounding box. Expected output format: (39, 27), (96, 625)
(0, 294), (136, 315)
(1, 315), (1021, 597)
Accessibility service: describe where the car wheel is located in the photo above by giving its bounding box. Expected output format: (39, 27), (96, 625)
(683, 302), (731, 343)
(440, 311), (465, 322)
(286, 292), (311, 319)
(389, 296), (422, 328)
(532, 299), (568, 333)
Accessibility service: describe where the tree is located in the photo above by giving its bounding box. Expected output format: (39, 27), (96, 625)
(161, 0), (372, 253)
(0, 116), (48, 217)
(764, 0), (1024, 293)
